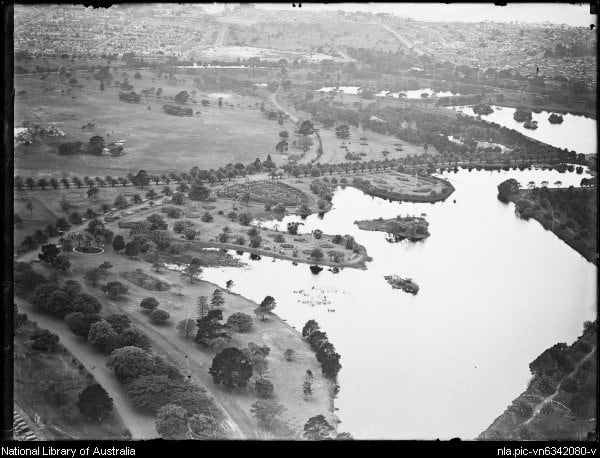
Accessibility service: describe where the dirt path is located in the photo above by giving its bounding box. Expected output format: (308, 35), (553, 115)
(381, 24), (424, 56)
(270, 91), (299, 123)
(525, 345), (597, 425)
(14, 297), (158, 439)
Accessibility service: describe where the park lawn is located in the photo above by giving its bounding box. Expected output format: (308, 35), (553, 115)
(14, 185), (168, 248)
(14, 319), (130, 440)
(14, 70), (284, 178)
(29, 235), (338, 439)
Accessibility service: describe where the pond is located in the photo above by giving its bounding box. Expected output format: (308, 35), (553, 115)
(201, 168), (597, 439)
(450, 105), (597, 156)
(316, 87), (461, 99)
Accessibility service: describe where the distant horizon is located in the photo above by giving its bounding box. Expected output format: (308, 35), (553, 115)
(217, 2), (596, 27)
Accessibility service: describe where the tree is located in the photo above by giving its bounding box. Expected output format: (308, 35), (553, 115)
(77, 384), (113, 422)
(65, 313), (102, 338)
(238, 212), (252, 226)
(226, 279), (234, 290)
(188, 414), (223, 440)
(140, 297), (159, 312)
(284, 349), (295, 361)
(87, 187), (100, 201)
(188, 181), (210, 201)
(303, 415), (334, 440)
(101, 281), (128, 298)
(302, 373), (313, 399)
(106, 346), (158, 384)
(252, 355), (269, 379)
(126, 375), (187, 413)
(26, 200), (34, 218)
(135, 170), (149, 188)
(497, 178), (521, 198)
(226, 312), (253, 332)
(255, 378), (274, 398)
(30, 329), (59, 352)
(106, 314), (131, 333)
(174, 91), (190, 104)
(209, 347), (253, 388)
(114, 195), (129, 209)
(298, 120), (315, 136)
(211, 289), (225, 308)
(320, 352), (342, 379)
(250, 400), (286, 429)
(156, 404), (188, 439)
(185, 229), (196, 240)
(59, 197), (73, 213)
(87, 321), (118, 353)
(149, 309), (170, 324)
(72, 293), (102, 314)
(196, 296), (209, 318)
(310, 247), (324, 261)
(124, 241), (140, 257)
(120, 328), (151, 350)
(255, 295), (276, 321)
(84, 267), (104, 286)
(51, 255), (71, 272)
(195, 310), (229, 347)
(39, 244), (61, 263)
(112, 235), (125, 251)
(171, 192), (185, 205)
(335, 124), (350, 139)
(182, 258), (202, 283)
(146, 213), (167, 230)
(177, 318), (196, 338)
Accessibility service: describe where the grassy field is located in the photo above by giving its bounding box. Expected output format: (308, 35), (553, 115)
(18, 228), (338, 438)
(14, 319), (130, 440)
(14, 68), (284, 178)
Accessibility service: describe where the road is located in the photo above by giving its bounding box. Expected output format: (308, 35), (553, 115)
(14, 199), (251, 439)
(525, 345), (597, 425)
(382, 24), (425, 56)
(270, 91), (299, 123)
(14, 296), (159, 439)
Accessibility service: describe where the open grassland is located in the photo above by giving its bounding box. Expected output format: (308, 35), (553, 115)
(14, 70), (284, 177)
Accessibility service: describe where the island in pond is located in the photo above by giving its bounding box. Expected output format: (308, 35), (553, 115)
(355, 216), (430, 240)
(384, 275), (420, 295)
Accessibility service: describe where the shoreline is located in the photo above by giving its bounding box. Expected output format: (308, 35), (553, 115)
(505, 191), (597, 265)
(213, 283), (340, 434)
(178, 240), (371, 270)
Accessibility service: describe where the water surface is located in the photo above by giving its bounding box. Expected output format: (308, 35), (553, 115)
(451, 105), (597, 156)
(202, 168), (597, 439)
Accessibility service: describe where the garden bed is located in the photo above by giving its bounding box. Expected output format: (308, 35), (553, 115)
(73, 246), (104, 255)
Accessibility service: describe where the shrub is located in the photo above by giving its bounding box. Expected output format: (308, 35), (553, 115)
(255, 378), (274, 398)
(226, 312), (253, 332)
(77, 384), (113, 422)
(201, 212), (214, 223)
(30, 329), (59, 352)
(149, 309), (170, 324)
(238, 212), (252, 226)
(140, 297), (159, 312)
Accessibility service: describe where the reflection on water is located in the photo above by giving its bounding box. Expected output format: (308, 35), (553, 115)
(202, 168), (597, 439)
(451, 105), (597, 156)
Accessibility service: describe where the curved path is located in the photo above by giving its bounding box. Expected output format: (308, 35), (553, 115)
(14, 296), (158, 439)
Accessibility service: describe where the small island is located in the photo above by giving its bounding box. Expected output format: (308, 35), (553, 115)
(548, 113), (564, 124)
(472, 103), (494, 115)
(384, 275), (419, 295)
(513, 108), (533, 123)
(523, 120), (538, 130)
(355, 216), (430, 240)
